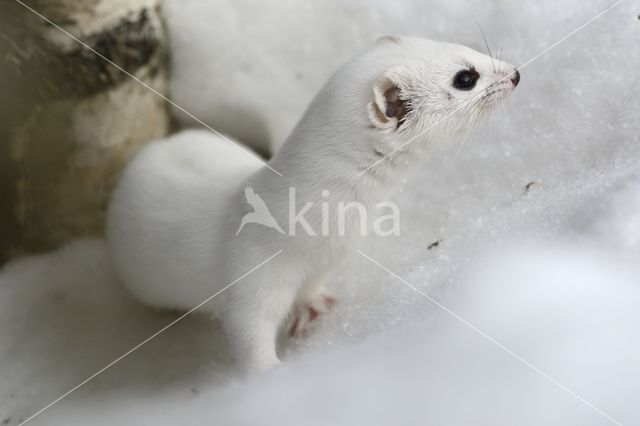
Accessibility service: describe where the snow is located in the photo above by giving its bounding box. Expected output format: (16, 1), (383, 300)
(2, 0), (640, 425)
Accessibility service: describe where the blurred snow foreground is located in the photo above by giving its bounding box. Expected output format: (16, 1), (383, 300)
(1, 0), (639, 425)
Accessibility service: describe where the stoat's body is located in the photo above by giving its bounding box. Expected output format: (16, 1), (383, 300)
(107, 36), (519, 372)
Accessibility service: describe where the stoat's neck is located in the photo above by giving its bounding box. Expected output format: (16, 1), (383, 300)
(267, 130), (422, 211)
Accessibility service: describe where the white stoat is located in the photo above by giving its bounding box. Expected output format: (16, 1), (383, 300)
(107, 36), (520, 372)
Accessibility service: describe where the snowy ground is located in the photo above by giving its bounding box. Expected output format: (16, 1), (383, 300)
(1, 1), (639, 425)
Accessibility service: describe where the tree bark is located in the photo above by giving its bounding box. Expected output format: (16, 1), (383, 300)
(0, 0), (169, 263)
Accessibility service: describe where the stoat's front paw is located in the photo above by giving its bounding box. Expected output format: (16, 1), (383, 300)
(241, 355), (281, 375)
(287, 289), (337, 338)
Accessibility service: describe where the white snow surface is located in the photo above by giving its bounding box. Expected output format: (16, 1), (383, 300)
(2, 0), (640, 425)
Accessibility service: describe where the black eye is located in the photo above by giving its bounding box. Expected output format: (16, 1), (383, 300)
(453, 69), (479, 91)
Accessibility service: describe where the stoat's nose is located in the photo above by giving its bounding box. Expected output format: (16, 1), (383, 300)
(511, 69), (521, 87)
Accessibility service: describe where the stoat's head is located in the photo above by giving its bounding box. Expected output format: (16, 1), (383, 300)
(366, 36), (519, 144)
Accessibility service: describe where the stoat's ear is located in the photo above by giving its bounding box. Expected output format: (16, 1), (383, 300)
(376, 35), (403, 46)
(368, 65), (411, 131)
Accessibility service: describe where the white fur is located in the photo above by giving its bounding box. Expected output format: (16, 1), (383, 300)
(107, 36), (518, 372)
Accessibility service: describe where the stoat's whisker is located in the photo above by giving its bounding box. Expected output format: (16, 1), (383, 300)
(466, 7), (496, 72)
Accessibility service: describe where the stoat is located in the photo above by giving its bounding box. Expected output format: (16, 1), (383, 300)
(107, 36), (520, 372)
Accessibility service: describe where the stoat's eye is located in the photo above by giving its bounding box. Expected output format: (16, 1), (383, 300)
(452, 68), (479, 91)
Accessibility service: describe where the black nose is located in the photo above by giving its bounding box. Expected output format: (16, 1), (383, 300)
(511, 69), (520, 87)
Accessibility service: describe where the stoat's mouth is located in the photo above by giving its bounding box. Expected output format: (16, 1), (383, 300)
(473, 68), (519, 115)
(476, 81), (515, 112)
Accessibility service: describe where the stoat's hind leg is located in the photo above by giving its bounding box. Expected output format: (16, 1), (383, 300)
(287, 274), (337, 338)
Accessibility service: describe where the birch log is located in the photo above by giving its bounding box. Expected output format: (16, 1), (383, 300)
(0, 0), (169, 263)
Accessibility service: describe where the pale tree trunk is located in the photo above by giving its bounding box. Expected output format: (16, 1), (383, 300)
(0, 0), (169, 263)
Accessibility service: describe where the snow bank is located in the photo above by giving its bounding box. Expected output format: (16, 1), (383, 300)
(3, 235), (638, 425)
(2, 0), (640, 425)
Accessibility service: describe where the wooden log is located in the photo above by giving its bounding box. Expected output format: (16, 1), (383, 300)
(0, 0), (170, 263)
